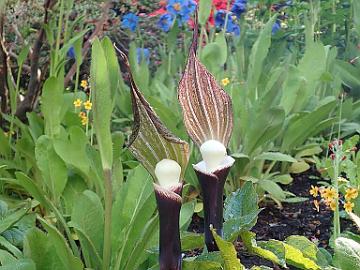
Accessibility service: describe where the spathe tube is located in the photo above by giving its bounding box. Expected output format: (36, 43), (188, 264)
(193, 156), (234, 251)
(153, 183), (183, 270)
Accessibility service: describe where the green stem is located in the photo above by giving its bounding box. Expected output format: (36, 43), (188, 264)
(333, 157), (341, 241)
(102, 168), (112, 270)
(9, 65), (23, 143)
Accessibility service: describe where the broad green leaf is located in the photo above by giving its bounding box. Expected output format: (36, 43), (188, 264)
(285, 236), (318, 262)
(223, 182), (260, 240)
(0, 235), (23, 258)
(101, 37), (121, 98)
(272, 174), (293, 185)
(17, 45), (30, 66)
(15, 173), (51, 210)
(181, 232), (204, 251)
(334, 237), (360, 270)
(254, 152), (297, 163)
(39, 218), (83, 270)
(198, 0), (212, 25)
(283, 242), (320, 270)
(0, 259), (36, 270)
(71, 190), (104, 263)
(241, 231), (286, 267)
(289, 161), (310, 174)
(258, 179), (286, 201)
(41, 77), (63, 137)
(183, 252), (223, 270)
(62, 174), (87, 214)
(247, 15), (277, 100)
(0, 202), (30, 234)
(53, 126), (90, 176)
(354, 0), (360, 35)
(335, 60), (360, 88)
(180, 200), (196, 230)
(35, 135), (68, 199)
(212, 229), (244, 270)
(90, 38), (113, 170)
(0, 250), (16, 265)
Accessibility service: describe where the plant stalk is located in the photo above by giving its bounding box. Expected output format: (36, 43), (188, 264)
(102, 168), (112, 270)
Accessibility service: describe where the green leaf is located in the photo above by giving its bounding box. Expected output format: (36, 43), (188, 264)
(35, 135), (68, 199)
(211, 229), (244, 270)
(181, 232), (204, 251)
(0, 259), (36, 270)
(223, 182), (260, 240)
(90, 38), (113, 170)
(241, 231), (286, 267)
(41, 77), (63, 137)
(17, 45), (30, 66)
(254, 152), (297, 163)
(180, 200), (196, 230)
(289, 161), (310, 174)
(283, 242), (320, 270)
(258, 179), (286, 201)
(247, 15), (277, 100)
(39, 218), (83, 270)
(0, 202), (30, 234)
(198, 0), (212, 25)
(71, 190), (104, 265)
(53, 126), (90, 176)
(183, 252), (223, 270)
(334, 237), (360, 270)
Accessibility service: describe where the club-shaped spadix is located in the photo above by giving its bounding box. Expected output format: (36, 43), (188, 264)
(155, 159), (181, 189)
(200, 140), (227, 172)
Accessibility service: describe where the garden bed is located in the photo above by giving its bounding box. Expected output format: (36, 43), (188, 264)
(188, 168), (358, 269)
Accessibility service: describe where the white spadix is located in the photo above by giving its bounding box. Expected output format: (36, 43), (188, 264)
(155, 159), (182, 189)
(200, 140), (227, 172)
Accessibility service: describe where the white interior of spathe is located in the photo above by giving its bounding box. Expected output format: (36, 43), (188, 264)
(200, 139), (227, 173)
(155, 159), (181, 189)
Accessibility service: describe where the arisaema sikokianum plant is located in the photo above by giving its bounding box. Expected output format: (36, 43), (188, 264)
(117, 50), (190, 270)
(178, 19), (235, 252)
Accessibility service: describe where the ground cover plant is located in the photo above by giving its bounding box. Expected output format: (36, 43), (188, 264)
(0, 0), (360, 269)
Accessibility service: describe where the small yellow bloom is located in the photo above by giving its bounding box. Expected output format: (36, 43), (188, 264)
(80, 80), (88, 89)
(84, 100), (92, 111)
(310, 185), (319, 197)
(313, 200), (320, 212)
(3, 130), (15, 137)
(79, 112), (86, 118)
(81, 116), (88, 126)
(338, 176), (348, 183)
(321, 187), (337, 201)
(329, 199), (336, 211)
(344, 201), (354, 213)
(73, 99), (82, 108)
(221, 77), (230, 87)
(345, 188), (358, 201)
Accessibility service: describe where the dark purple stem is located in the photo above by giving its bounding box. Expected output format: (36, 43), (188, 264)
(195, 166), (232, 251)
(154, 184), (183, 270)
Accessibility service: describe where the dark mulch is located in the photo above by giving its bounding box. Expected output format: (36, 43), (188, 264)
(187, 168), (358, 269)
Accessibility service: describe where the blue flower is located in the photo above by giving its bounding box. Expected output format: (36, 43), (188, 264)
(231, 0), (247, 18)
(157, 13), (175, 32)
(272, 20), (281, 34)
(215, 10), (240, 36)
(136, 48), (150, 64)
(67, 46), (75, 59)
(167, 0), (197, 26)
(121, 13), (139, 32)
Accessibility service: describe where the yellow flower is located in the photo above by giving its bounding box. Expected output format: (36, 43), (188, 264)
(338, 176), (348, 183)
(329, 199), (336, 211)
(79, 112), (86, 118)
(84, 100), (92, 111)
(321, 187), (337, 201)
(345, 188), (358, 201)
(221, 77), (230, 87)
(3, 130), (15, 137)
(80, 80), (88, 89)
(313, 200), (320, 212)
(73, 99), (82, 108)
(309, 185), (319, 197)
(344, 201), (354, 213)
(81, 116), (88, 126)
